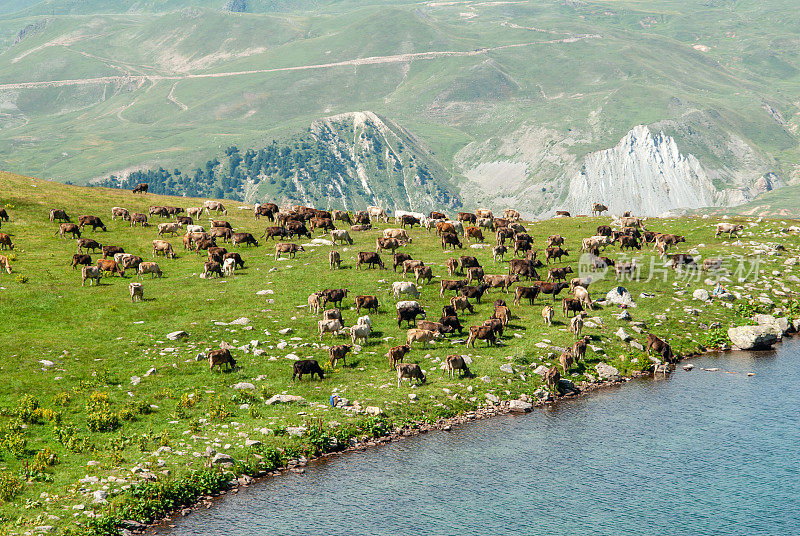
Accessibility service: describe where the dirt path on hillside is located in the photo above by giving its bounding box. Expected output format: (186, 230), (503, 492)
(0, 35), (601, 91)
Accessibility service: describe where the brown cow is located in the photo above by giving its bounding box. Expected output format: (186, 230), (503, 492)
(96, 259), (125, 277)
(414, 265), (434, 286)
(102, 245), (124, 259)
(203, 261), (223, 278)
(545, 247), (568, 263)
(592, 203), (608, 216)
(72, 254), (92, 269)
(152, 240), (176, 259)
(76, 238), (102, 253)
(450, 295), (474, 314)
(441, 232), (463, 250)
(393, 253), (413, 272)
(646, 334), (676, 364)
(446, 257), (459, 276)
(208, 349), (236, 372)
(132, 183), (148, 194)
(50, 209), (70, 222)
(0, 233), (13, 251)
(535, 281), (569, 301)
(328, 345), (352, 368)
(130, 213), (148, 227)
(443, 354), (471, 379)
(482, 274), (518, 293)
(559, 348), (574, 375)
(547, 266), (574, 282)
(376, 237), (401, 254)
(562, 297), (583, 317)
(386, 344), (411, 371)
(356, 251), (384, 269)
(57, 223), (81, 239)
(514, 285), (540, 306)
(465, 227), (484, 243)
(440, 279), (468, 298)
(355, 295), (379, 314)
(329, 250), (341, 270)
(458, 212), (477, 224)
(78, 215), (106, 232)
(275, 243), (304, 260)
(466, 325), (496, 347)
(715, 223), (744, 238)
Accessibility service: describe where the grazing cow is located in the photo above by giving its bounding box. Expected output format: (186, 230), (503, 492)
(441, 232), (463, 250)
(555, 211), (570, 218)
(261, 226), (288, 241)
(590, 256), (615, 271)
(466, 325), (497, 347)
(570, 277), (593, 290)
(407, 328), (440, 349)
(546, 235), (565, 248)
(393, 253), (413, 272)
(440, 279), (468, 297)
(592, 203), (608, 216)
(328, 345), (352, 367)
(203, 201), (227, 215)
(572, 286), (593, 310)
(130, 213), (148, 227)
(573, 335), (590, 359)
(702, 258), (723, 271)
(615, 260), (637, 276)
(0, 233), (13, 251)
(430, 211), (446, 220)
(547, 266), (573, 282)
(206, 246), (227, 262)
(715, 223), (744, 238)
(543, 366), (560, 392)
(293, 359), (325, 380)
(545, 247), (568, 263)
(209, 227), (233, 242)
(275, 242), (304, 260)
(223, 252), (244, 269)
(393, 281), (421, 299)
(318, 319), (344, 340)
(230, 232), (257, 247)
(129, 282), (144, 302)
(177, 216), (193, 226)
(329, 250), (341, 270)
(208, 349), (237, 372)
(355, 295), (379, 314)
(397, 363), (426, 387)
(646, 334), (676, 364)
(418, 320), (452, 335)
(619, 216), (645, 229)
(536, 281), (569, 301)
(254, 203), (279, 221)
(152, 240), (175, 259)
(504, 209), (520, 221)
(368, 206), (389, 223)
(457, 256), (480, 270)
(542, 305), (554, 326)
(513, 239), (532, 257)
(465, 227), (484, 242)
(442, 304), (457, 318)
(222, 258), (236, 276)
(331, 229), (353, 245)
(50, 209), (70, 222)
(495, 227), (514, 245)
(376, 237), (402, 254)
(475, 208), (493, 219)
(0, 255), (11, 274)
(508, 259), (539, 281)
(483, 274), (518, 293)
(81, 265), (102, 286)
(78, 215), (107, 232)
(461, 284), (488, 303)
(569, 313), (585, 339)
(321, 288), (348, 308)
(564, 295), (585, 320)
(514, 286), (540, 306)
(331, 209), (352, 225)
(76, 238), (101, 253)
(111, 207), (130, 221)
(667, 254), (697, 269)
(122, 255), (143, 271)
(493, 245), (507, 262)
(402, 260), (425, 278)
(444, 355), (471, 379)
(596, 225), (613, 236)
(157, 222), (181, 237)
(102, 245), (124, 259)
(310, 217), (335, 233)
(559, 349), (574, 375)
(458, 212), (477, 224)
(446, 257), (459, 276)
(436, 222), (456, 236)
(414, 265), (434, 286)
(619, 236), (641, 251)
(149, 206), (169, 218)
(308, 292), (322, 314)
(450, 295), (474, 314)
(186, 207), (203, 219)
(132, 183), (148, 194)
(138, 262), (162, 279)
(399, 214), (420, 229)
(397, 302), (426, 327)
(57, 223), (81, 239)
(71, 254), (92, 269)
(353, 211), (371, 226)
(492, 305), (511, 326)
(202, 261), (222, 278)
(357, 251), (384, 270)
(387, 344), (411, 370)
(323, 308), (342, 321)
(467, 266), (484, 284)
(492, 218), (511, 231)
(477, 217), (494, 230)
(440, 315), (464, 335)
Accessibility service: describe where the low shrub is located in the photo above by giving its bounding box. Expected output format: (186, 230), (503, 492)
(0, 471), (24, 502)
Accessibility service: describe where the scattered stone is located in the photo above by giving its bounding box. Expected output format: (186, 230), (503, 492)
(130, 376), (141, 386)
(692, 289), (710, 301)
(265, 394), (304, 405)
(39, 360), (54, 367)
(683, 364), (694, 371)
(727, 325), (778, 350)
(595, 362), (621, 381)
(144, 368), (156, 377)
(499, 363), (514, 373)
(232, 382), (256, 390)
(244, 439), (261, 448)
(229, 317), (251, 326)
(211, 453), (234, 465)
(286, 426), (306, 437)
(279, 328), (293, 335)
(408, 393), (418, 401)
(92, 490), (108, 504)
(605, 287), (636, 307)
(167, 331), (189, 341)
(364, 406), (383, 416)
(630, 341), (644, 351)
(617, 310), (632, 321)
(485, 393), (500, 404)
(615, 328), (631, 341)
(509, 399), (532, 413)
(532, 365), (550, 376)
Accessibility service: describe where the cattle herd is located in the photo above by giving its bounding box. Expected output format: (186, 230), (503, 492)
(10, 186), (745, 395)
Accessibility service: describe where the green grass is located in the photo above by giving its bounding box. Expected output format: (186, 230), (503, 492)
(0, 170), (798, 532)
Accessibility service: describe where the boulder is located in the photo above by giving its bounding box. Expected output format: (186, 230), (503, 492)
(557, 378), (577, 393)
(692, 289), (710, 301)
(232, 382), (256, 390)
(605, 287), (636, 307)
(617, 310), (632, 321)
(229, 317), (250, 325)
(595, 362), (621, 381)
(364, 406), (382, 416)
(615, 328), (631, 341)
(485, 393), (500, 404)
(532, 365), (550, 377)
(499, 364), (514, 373)
(265, 394), (304, 405)
(211, 453), (234, 465)
(167, 331), (189, 341)
(509, 399), (533, 413)
(727, 325), (778, 350)
(92, 490), (108, 504)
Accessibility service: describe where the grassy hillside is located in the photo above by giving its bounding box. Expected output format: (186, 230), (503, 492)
(0, 171), (798, 532)
(0, 0), (797, 211)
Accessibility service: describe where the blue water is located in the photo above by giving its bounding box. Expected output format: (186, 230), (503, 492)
(164, 341), (800, 536)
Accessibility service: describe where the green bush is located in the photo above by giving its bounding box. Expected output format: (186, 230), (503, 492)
(86, 391), (120, 432)
(0, 471), (24, 502)
(17, 395), (40, 424)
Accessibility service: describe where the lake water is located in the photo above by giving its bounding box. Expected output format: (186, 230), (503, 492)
(163, 340), (800, 536)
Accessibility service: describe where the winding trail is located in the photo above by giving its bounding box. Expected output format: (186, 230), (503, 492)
(0, 35), (601, 91)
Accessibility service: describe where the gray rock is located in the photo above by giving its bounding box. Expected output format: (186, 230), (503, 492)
(692, 289), (710, 301)
(557, 379), (576, 392)
(265, 394), (304, 405)
(727, 325), (779, 350)
(244, 439), (261, 448)
(144, 367), (156, 377)
(232, 382), (256, 390)
(499, 363), (514, 373)
(605, 287), (636, 307)
(211, 453), (234, 465)
(595, 362), (621, 381)
(92, 490), (108, 504)
(229, 317), (251, 326)
(485, 393), (500, 404)
(630, 341), (644, 351)
(195, 352), (206, 362)
(509, 399), (533, 413)
(532, 365), (550, 376)
(615, 328), (631, 341)
(279, 328), (293, 335)
(167, 331), (189, 341)
(130, 376), (141, 386)
(286, 426), (306, 437)
(617, 310), (632, 321)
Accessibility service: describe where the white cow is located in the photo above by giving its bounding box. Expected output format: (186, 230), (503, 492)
(392, 281), (420, 299)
